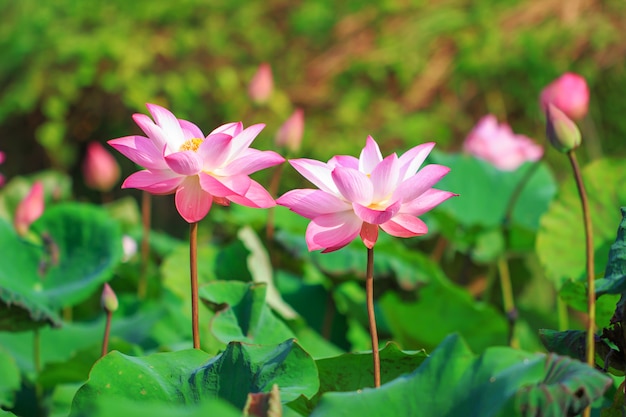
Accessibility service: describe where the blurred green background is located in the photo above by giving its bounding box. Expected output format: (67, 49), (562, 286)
(1, 0), (625, 231)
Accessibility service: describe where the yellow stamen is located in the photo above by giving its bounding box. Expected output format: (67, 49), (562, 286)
(179, 138), (204, 152)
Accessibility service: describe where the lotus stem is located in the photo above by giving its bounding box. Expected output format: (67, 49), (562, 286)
(366, 247), (381, 387)
(190, 221), (200, 349)
(101, 310), (112, 357)
(266, 163), (284, 242)
(138, 191), (151, 299)
(497, 255), (518, 348)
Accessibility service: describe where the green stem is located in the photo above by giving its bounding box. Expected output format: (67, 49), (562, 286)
(265, 163), (284, 242)
(138, 191), (151, 299)
(567, 151), (595, 369)
(101, 310), (112, 357)
(190, 222), (200, 349)
(365, 247), (381, 388)
(497, 255), (518, 348)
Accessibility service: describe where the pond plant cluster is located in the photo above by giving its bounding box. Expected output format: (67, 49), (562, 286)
(1, 65), (626, 417)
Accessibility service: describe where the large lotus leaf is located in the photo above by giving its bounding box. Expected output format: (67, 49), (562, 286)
(0, 347), (20, 408)
(595, 207), (626, 297)
(536, 158), (626, 289)
(0, 203), (122, 325)
(289, 342), (427, 415)
(72, 397), (241, 417)
(70, 340), (317, 414)
(431, 153), (556, 231)
(309, 334), (612, 417)
(379, 278), (508, 353)
(198, 281), (295, 345)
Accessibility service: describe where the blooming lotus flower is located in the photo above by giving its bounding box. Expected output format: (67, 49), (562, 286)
(15, 181), (44, 236)
(277, 136), (456, 252)
(275, 109), (304, 153)
(463, 115), (543, 171)
(540, 72), (589, 120)
(248, 63), (274, 104)
(83, 142), (121, 192)
(108, 104), (284, 223)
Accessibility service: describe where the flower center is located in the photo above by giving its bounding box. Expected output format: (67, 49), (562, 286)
(179, 138), (204, 152)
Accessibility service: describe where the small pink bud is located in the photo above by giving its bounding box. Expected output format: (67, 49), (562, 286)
(275, 109), (304, 153)
(83, 142), (121, 192)
(14, 182), (44, 236)
(101, 283), (119, 313)
(540, 72), (589, 120)
(248, 63), (273, 104)
(545, 104), (581, 153)
(121, 235), (137, 262)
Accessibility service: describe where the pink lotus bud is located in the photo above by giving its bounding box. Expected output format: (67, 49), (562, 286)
(540, 72), (589, 120)
(248, 63), (273, 104)
(101, 283), (119, 313)
(463, 115), (543, 171)
(545, 104), (581, 153)
(14, 181), (44, 236)
(275, 109), (304, 153)
(83, 142), (121, 192)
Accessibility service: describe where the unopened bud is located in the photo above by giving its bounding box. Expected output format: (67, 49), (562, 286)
(540, 72), (589, 120)
(101, 283), (119, 313)
(546, 104), (581, 153)
(14, 182), (44, 236)
(275, 109), (304, 153)
(83, 142), (120, 192)
(248, 63), (273, 104)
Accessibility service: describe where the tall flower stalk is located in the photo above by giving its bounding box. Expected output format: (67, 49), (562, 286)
(277, 136), (455, 386)
(109, 104), (283, 349)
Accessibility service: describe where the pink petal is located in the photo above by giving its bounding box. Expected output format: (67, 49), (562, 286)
(329, 155), (358, 169)
(132, 113), (168, 152)
(122, 170), (183, 194)
(164, 151), (203, 175)
(226, 179), (276, 208)
(392, 164), (451, 202)
(210, 122), (243, 136)
(360, 223), (379, 249)
(305, 211), (362, 252)
(175, 176), (212, 223)
(199, 172), (251, 198)
(289, 159), (338, 195)
(398, 142), (436, 180)
(146, 103), (185, 149)
(331, 167), (373, 205)
(370, 153), (400, 202)
(352, 199), (401, 224)
(228, 124), (265, 161)
(400, 189), (458, 216)
(380, 214), (428, 238)
(358, 136), (383, 174)
(197, 133), (232, 169)
(277, 189), (351, 219)
(108, 136), (167, 170)
(178, 119), (204, 140)
(220, 149), (284, 176)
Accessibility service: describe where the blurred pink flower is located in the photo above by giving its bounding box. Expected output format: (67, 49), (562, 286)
(108, 104), (284, 223)
(101, 283), (119, 313)
(277, 136), (456, 252)
(14, 181), (44, 236)
(463, 115), (543, 171)
(540, 72), (589, 120)
(248, 63), (274, 104)
(275, 109), (304, 153)
(83, 142), (121, 192)
(0, 151), (5, 187)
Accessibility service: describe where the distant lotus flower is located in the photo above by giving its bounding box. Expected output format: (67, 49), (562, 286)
(14, 181), (44, 236)
(108, 104), (284, 223)
(83, 142), (121, 192)
(275, 109), (304, 153)
(540, 72), (589, 120)
(463, 115), (543, 171)
(248, 63), (274, 104)
(277, 136), (456, 252)
(0, 151), (5, 187)
(121, 235), (138, 262)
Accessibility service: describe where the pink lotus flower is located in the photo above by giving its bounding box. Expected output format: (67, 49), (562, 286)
(83, 142), (121, 192)
(248, 63), (274, 104)
(0, 151), (5, 187)
(275, 109), (305, 153)
(277, 136), (456, 252)
(108, 104), (284, 223)
(463, 115), (543, 171)
(540, 72), (589, 120)
(14, 181), (44, 236)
